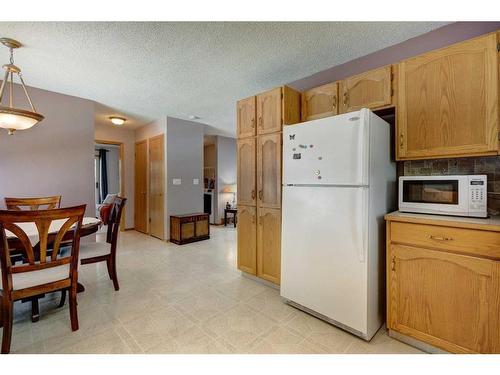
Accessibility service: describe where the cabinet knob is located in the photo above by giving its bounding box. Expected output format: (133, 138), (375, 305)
(251, 189), (256, 200)
(332, 95), (337, 109)
(399, 133), (404, 149)
(343, 90), (349, 106)
(251, 118), (255, 128)
(258, 116), (263, 128)
(258, 190), (263, 200)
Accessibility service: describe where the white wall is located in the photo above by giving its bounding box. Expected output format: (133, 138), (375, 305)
(216, 136), (237, 223)
(166, 117), (204, 238)
(94, 123), (136, 228)
(0, 85), (95, 220)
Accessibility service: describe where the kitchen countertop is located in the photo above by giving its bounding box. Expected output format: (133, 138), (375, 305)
(385, 211), (500, 232)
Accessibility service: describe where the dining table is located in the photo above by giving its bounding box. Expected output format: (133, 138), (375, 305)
(5, 217), (102, 320)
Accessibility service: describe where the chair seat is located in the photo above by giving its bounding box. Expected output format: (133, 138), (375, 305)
(80, 241), (111, 260)
(0, 264), (70, 291)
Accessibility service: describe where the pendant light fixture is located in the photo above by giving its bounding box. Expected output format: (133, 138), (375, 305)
(0, 38), (44, 135)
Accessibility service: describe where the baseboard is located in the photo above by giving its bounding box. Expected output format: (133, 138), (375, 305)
(240, 271), (280, 290)
(388, 329), (448, 354)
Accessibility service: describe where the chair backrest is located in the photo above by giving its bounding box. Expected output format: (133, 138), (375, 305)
(106, 197), (127, 248)
(0, 205), (86, 293)
(5, 196), (62, 211)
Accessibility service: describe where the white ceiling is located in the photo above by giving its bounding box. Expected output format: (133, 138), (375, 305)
(0, 22), (448, 135)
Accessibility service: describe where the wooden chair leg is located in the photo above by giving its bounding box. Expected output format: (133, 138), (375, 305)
(58, 289), (67, 308)
(107, 257), (120, 291)
(1, 298), (13, 354)
(69, 286), (79, 331)
(0, 296), (3, 328)
(31, 297), (40, 322)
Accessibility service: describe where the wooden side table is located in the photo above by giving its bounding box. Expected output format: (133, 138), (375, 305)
(170, 213), (210, 245)
(224, 208), (237, 227)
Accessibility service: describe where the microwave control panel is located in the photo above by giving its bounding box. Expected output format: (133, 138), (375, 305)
(469, 177), (487, 215)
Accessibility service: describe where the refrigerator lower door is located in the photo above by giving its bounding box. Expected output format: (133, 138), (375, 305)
(281, 185), (369, 336)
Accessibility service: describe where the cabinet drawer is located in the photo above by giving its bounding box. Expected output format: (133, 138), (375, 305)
(390, 221), (500, 259)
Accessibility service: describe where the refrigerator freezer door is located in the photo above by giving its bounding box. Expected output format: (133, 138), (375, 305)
(281, 185), (369, 335)
(283, 110), (369, 186)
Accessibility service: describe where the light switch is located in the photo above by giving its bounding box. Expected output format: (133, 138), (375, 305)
(173, 178), (182, 185)
(193, 178), (199, 185)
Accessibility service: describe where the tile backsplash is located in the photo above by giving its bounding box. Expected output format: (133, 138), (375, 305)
(402, 156), (500, 214)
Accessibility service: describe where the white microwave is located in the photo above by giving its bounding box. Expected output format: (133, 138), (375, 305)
(398, 175), (487, 218)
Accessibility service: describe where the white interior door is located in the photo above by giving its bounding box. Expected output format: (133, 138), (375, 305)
(283, 110), (368, 186)
(281, 185), (369, 334)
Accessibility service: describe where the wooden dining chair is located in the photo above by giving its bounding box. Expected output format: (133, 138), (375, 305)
(65, 197), (126, 296)
(4, 195), (63, 322)
(4, 196), (62, 211)
(0, 205), (85, 354)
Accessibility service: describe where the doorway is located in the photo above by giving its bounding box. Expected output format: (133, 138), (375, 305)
(94, 140), (125, 231)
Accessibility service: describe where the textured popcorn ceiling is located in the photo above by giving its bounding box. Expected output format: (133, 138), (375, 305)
(0, 22), (447, 135)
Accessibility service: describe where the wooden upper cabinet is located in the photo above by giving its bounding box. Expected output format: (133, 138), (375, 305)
(257, 133), (281, 209)
(257, 207), (282, 284)
(397, 33), (499, 160)
(237, 205), (257, 275)
(388, 244), (500, 353)
(237, 138), (256, 206)
(237, 96), (256, 138)
(339, 65), (393, 113)
(257, 87), (282, 135)
(282, 85), (301, 125)
(301, 82), (339, 121)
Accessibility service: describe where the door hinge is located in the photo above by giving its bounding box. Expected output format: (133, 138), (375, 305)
(497, 42), (500, 52)
(391, 88), (394, 97)
(149, 217), (151, 223)
(498, 132), (500, 141)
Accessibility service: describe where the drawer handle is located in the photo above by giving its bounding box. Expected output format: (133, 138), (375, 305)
(429, 235), (453, 241)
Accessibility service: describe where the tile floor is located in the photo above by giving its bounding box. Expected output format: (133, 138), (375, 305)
(2, 226), (423, 354)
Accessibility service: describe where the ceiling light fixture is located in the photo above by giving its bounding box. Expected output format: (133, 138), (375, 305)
(109, 116), (126, 126)
(0, 38), (44, 135)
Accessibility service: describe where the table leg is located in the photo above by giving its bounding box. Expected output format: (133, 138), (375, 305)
(233, 213), (236, 228)
(224, 210), (227, 226)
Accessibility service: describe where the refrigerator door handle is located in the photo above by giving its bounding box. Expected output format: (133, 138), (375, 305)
(357, 188), (368, 263)
(358, 110), (369, 186)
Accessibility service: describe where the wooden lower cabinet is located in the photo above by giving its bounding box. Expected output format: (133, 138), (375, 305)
(386, 215), (500, 353)
(237, 205), (257, 275)
(257, 208), (281, 284)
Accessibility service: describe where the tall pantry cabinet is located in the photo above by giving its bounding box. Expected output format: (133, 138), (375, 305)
(237, 86), (300, 284)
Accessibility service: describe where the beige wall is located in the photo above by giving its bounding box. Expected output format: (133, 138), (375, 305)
(0, 85), (95, 224)
(94, 123), (136, 228)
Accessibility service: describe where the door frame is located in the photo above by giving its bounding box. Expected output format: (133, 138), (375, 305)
(135, 139), (149, 234)
(95, 139), (125, 231)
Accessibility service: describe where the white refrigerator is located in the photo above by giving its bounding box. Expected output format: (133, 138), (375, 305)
(280, 109), (396, 340)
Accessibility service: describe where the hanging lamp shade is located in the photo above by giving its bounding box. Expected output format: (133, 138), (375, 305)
(0, 38), (44, 135)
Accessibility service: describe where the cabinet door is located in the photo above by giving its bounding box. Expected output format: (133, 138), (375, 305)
(388, 244), (500, 353)
(237, 205), (257, 275)
(257, 87), (282, 135)
(237, 96), (256, 138)
(301, 82), (339, 121)
(257, 133), (281, 209)
(339, 65), (393, 113)
(397, 33), (499, 159)
(237, 138), (256, 206)
(257, 207), (281, 284)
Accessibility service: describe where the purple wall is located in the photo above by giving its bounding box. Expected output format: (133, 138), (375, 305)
(288, 22), (500, 91)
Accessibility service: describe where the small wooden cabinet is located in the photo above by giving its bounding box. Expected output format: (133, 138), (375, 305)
(237, 96), (256, 138)
(257, 207), (281, 284)
(301, 82), (339, 121)
(385, 213), (500, 353)
(339, 65), (394, 113)
(257, 133), (282, 209)
(237, 138), (256, 206)
(397, 33), (499, 160)
(237, 205), (257, 275)
(170, 213), (210, 245)
(257, 87), (283, 135)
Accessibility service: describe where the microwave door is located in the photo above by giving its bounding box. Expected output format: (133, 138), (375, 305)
(399, 178), (469, 216)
